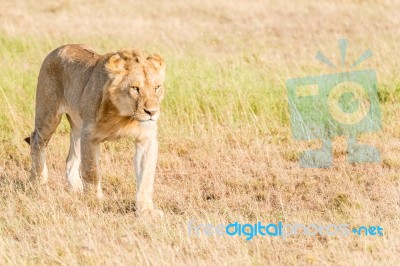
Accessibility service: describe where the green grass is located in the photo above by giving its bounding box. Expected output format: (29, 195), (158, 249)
(0, 34), (291, 148)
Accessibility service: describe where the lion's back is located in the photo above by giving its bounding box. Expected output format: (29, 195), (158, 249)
(43, 45), (100, 88)
(35, 45), (103, 115)
(56, 44), (100, 66)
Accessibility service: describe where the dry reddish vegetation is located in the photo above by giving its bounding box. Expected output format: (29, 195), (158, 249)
(0, 0), (399, 265)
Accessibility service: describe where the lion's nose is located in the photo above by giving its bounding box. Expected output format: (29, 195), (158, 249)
(144, 108), (157, 116)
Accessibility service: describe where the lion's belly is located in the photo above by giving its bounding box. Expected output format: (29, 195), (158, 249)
(60, 104), (83, 130)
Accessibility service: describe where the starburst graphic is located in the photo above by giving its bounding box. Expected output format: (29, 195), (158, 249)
(315, 39), (373, 70)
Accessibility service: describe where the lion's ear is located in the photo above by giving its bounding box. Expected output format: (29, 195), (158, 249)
(147, 54), (166, 74)
(106, 54), (127, 76)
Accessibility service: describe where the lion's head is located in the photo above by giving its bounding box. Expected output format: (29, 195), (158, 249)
(105, 49), (166, 122)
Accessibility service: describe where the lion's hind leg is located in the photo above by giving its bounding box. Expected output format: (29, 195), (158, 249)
(29, 107), (62, 184)
(28, 69), (63, 184)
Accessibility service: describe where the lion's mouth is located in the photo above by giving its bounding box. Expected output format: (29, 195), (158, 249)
(130, 115), (155, 122)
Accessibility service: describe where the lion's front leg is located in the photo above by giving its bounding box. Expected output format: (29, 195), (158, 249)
(135, 135), (162, 216)
(80, 129), (103, 199)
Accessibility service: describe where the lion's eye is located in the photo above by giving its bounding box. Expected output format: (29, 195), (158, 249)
(131, 86), (140, 94)
(155, 85), (161, 92)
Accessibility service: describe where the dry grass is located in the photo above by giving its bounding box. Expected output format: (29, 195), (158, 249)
(0, 0), (400, 265)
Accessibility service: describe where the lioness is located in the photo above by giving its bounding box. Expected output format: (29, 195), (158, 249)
(25, 45), (165, 216)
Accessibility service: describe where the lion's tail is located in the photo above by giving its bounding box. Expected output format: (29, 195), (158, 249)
(24, 136), (30, 145)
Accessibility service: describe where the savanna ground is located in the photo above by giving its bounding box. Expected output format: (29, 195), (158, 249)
(0, 0), (400, 265)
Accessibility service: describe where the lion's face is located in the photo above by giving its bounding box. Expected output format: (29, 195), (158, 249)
(106, 50), (166, 122)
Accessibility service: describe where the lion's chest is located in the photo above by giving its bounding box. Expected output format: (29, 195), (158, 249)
(94, 118), (137, 141)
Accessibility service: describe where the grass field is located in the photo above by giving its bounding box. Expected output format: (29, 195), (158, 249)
(0, 0), (399, 264)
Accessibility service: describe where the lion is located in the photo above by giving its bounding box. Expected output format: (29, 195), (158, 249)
(25, 44), (166, 216)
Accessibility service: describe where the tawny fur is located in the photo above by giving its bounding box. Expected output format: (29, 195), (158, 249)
(26, 44), (166, 216)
